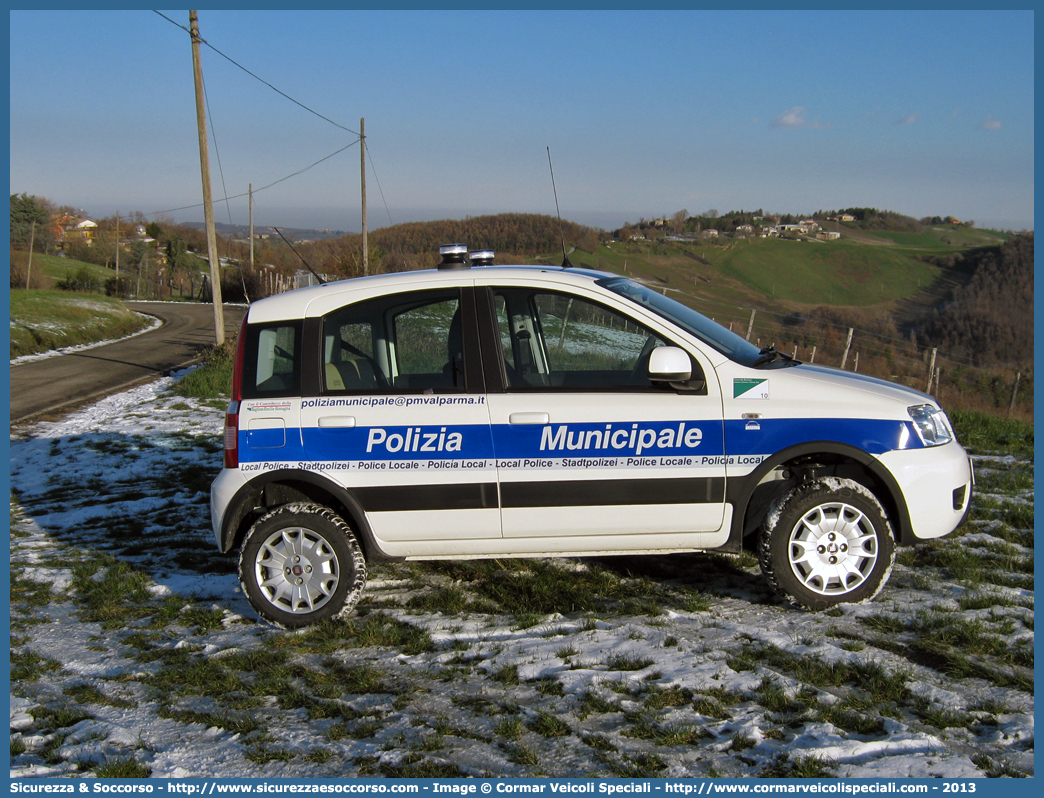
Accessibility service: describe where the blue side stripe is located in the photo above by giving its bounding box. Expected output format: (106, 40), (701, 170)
(237, 418), (922, 463)
(724, 418), (922, 456)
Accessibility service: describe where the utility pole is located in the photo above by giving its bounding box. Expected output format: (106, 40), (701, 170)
(25, 220), (36, 290)
(115, 212), (120, 278)
(190, 10), (225, 345)
(249, 183), (254, 271)
(360, 117), (368, 276)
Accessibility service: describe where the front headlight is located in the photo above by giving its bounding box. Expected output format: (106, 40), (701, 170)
(908, 404), (954, 447)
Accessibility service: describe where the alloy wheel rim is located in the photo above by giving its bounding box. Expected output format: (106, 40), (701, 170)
(787, 502), (879, 596)
(254, 527), (340, 614)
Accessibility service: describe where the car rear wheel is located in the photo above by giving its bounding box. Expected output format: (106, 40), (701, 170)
(239, 502), (366, 628)
(758, 478), (895, 610)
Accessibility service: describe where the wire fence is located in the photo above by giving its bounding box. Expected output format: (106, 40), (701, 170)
(664, 286), (1033, 421)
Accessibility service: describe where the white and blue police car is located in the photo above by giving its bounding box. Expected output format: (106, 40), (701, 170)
(211, 244), (973, 627)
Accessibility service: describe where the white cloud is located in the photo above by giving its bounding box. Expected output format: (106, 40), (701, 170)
(980, 116), (1003, 130)
(896, 113), (919, 125)
(771, 106), (806, 128)
(770, 106), (824, 129)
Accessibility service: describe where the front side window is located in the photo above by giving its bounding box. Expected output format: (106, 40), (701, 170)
(495, 288), (686, 390)
(599, 277), (770, 366)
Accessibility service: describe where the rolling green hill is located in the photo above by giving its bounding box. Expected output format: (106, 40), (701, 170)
(12, 251), (116, 287)
(560, 237), (949, 310)
(866, 227), (1008, 248)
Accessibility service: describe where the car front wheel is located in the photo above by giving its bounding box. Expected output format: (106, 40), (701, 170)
(758, 478), (895, 610)
(239, 502), (366, 628)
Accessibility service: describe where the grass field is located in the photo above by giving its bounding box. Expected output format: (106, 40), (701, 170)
(564, 237), (946, 309)
(9, 290), (154, 359)
(856, 232), (959, 249)
(11, 251), (116, 287)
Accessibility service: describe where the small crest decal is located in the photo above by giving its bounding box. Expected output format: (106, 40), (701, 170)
(734, 378), (769, 399)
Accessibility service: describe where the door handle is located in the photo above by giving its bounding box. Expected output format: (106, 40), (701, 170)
(318, 416), (357, 428)
(509, 412), (549, 425)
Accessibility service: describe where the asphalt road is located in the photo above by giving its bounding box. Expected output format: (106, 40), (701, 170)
(10, 301), (245, 424)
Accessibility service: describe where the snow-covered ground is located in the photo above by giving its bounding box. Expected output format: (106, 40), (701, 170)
(9, 377), (1034, 779)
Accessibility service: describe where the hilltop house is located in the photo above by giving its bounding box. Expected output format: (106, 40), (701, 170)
(57, 216), (97, 244)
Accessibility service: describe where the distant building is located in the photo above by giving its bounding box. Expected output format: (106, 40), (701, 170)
(58, 216), (98, 244)
(817, 231), (841, 241)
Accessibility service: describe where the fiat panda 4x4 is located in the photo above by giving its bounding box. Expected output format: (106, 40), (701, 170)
(211, 245), (973, 627)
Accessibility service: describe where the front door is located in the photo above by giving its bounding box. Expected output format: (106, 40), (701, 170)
(481, 284), (729, 552)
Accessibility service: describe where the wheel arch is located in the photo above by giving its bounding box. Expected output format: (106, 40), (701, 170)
(726, 441), (915, 550)
(218, 469), (399, 563)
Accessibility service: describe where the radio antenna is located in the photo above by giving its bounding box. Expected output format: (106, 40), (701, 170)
(546, 146), (573, 268)
(273, 227), (327, 285)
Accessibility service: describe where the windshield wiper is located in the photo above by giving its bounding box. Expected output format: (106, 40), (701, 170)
(752, 346), (797, 368)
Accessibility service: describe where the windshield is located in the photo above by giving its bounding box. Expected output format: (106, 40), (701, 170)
(599, 277), (769, 367)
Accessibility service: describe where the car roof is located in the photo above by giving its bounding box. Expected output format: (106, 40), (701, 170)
(245, 264), (622, 323)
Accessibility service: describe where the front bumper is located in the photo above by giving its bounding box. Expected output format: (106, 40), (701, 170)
(876, 441), (973, 541)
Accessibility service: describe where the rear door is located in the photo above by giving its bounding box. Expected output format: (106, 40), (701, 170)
(238, 320), (303, 471)
(297, 286), (500, 550)
(478, 280), (729, 551)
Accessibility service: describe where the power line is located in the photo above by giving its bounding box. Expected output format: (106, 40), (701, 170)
(150, 139), (359, 217)
(366, 146), (394, 227)
(153, 10), (357, 136)
(201, 71), (234, 226)
(151, 10), (366, 225)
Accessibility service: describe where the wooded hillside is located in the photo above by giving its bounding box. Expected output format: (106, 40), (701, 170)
(918, 233), (1033, 367)
(365, 213), (603, 269)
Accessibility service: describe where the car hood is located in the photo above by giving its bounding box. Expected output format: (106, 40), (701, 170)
(792, 363), (935, 406)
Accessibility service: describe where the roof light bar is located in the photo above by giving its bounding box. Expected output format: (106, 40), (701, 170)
(438, 244), (470, 270)
(469, 249), (494, 266)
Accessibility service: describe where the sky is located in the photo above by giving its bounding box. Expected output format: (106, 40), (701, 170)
(8, 7), (1036, 233)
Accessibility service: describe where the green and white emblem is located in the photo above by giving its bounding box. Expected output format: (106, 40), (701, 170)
(734, 378), (769, 399)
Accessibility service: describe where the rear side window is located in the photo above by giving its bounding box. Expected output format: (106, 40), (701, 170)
(392, 297), (462, 389)
(321, 288), (467, 393)
(242, 322), (301, 398)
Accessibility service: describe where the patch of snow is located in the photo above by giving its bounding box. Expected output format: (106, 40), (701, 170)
(10, 313), (162, 365)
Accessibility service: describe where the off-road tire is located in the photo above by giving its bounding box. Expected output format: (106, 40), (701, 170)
(758, 477), (895, 610)
(239, 502), (366, 628)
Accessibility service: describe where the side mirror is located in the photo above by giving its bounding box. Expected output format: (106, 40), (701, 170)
(648, 346), (692, 382)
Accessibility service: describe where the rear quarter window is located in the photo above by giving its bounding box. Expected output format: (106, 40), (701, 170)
(242, 321), (302, 398)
